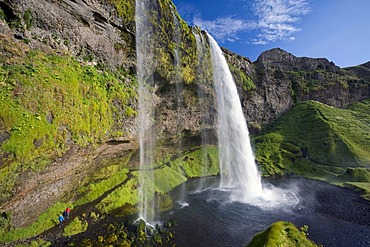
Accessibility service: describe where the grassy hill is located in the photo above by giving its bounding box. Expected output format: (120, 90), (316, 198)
(254, 99), (370, 198)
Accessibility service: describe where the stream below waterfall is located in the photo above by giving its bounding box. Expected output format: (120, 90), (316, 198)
(157, 176), (370, 247)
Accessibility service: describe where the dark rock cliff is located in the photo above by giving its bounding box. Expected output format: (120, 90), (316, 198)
(1, 0), (136, 70)
(224, 48), (370, 129)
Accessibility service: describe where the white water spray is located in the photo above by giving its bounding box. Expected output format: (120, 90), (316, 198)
(207, 33), (263, 200)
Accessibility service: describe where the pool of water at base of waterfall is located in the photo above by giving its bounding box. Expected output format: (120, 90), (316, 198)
(156, 176), (370, 247)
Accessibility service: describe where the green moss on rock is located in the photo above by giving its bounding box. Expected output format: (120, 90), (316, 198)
(345, 182), (370, 201)
(74, 168), (129, 207)
(96, 175), (140, 215)
(247, 221), (319, 247)
(0, 44), (137, 203)
(170, 145), (219, 177)
(0, 202), (70, 243)
(63, 217), (88, 237)
(153, 166), (187, 193)
(340, 168), (370, 182)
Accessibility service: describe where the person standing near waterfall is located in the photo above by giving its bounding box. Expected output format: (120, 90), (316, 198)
(64, 207), (71, 220)
(58, 214), (65, 226)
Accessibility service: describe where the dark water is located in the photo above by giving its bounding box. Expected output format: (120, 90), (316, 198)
(158, 177), (370, 247)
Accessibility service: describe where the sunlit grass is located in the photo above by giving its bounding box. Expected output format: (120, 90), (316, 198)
(63, 217), (88, 237)
(0, 202), (68, 243)
(255, 100), (370, 180)
(247, 221), (319, 247)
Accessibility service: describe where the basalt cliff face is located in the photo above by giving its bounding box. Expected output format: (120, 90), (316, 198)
(0, 0), (136, 70)
(224, 47), (370, 132)
(0, 0), (369, 241)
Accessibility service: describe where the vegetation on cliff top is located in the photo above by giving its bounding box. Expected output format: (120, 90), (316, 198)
(247, 221), (319, 247)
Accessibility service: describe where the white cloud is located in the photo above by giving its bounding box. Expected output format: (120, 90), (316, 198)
(253, 0), (311, 43)
(186, 0), (310, 45)
(193, 16), (256, 42)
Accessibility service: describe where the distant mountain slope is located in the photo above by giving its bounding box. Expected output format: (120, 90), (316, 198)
(344, 61), (370, 81)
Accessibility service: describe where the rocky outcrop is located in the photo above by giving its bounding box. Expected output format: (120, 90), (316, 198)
(344, 62), (370, 81)
(256, 48), (340, 73)
(224, 48), (370, 128)
(0, 0), (136, 70)
(0, 0), (214, 230)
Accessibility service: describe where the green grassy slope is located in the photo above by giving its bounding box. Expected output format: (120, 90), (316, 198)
(254, 99), (370, 192)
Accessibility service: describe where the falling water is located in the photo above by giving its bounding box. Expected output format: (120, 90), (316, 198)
(171, 10), (184, 117)
(136, 0), (156, 222)
(171, 9), (186, 205)
(193, 30), (213, 189)
(207, 33), (263, 200)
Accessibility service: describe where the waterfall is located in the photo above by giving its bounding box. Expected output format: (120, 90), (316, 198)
(193, 30), (213, 187)
(207, 33), (263, 200)
(136, 0), (156, 222)
(171, 8), (187, 204)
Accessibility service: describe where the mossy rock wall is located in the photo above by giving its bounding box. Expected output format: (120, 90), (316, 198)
(0, 41), (137, 204)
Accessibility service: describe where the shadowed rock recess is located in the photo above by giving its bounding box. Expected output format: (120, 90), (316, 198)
(0, 0), (369, 245)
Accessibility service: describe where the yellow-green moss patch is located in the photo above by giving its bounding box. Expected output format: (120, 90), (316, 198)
(63, 217), (88, 237)
(170, 146), (219, 178)
(96, 175), (140, 214)
(247, 221), (319, 247)
(74, 168), (129, 207)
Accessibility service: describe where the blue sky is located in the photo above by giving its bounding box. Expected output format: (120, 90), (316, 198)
(172, 0), (370, 68)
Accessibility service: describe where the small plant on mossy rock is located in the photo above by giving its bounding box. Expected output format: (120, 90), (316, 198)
(16, 239), (51, 247)
(23, 9), (32, 30)
(300, 224), (309, 236)
(0, 8), (5, 20)
(89, 211), (99, 221)
(63, 217), (88, 237)
(0, 211), (11, 235)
